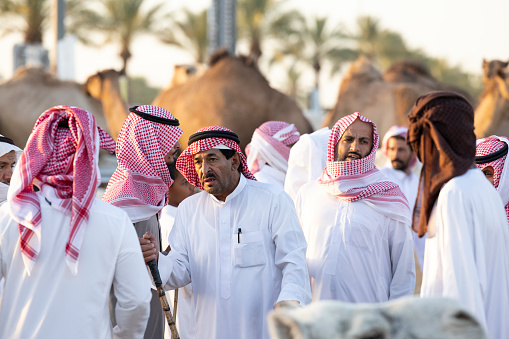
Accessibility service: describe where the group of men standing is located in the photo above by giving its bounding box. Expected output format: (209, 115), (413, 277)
(0, 90), (508, 339)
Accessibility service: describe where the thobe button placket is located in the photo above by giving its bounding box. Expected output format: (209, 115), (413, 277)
(219, 205), (232, 300)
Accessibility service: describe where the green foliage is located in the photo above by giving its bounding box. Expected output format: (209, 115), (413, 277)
(159, 9), (208, 64)
(0, 0), (49, 43)
(128, 76), (161, 106)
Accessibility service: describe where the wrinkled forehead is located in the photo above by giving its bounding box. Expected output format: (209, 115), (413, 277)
(192, 148), (225, 160)
(340, 119), (374, 140)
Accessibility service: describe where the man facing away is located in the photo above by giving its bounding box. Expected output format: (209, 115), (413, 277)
(245, 121), (300, 189)
(475, 135), (509, 224)
(379, 126), (426, 271)
(295, 112), (415, 303)
(159, 162), (196, 339)
(407, 91), (509, 339)
(0, 106), (151, 339)
(141, 126), (311, 339)
(102, 104), (183, 339)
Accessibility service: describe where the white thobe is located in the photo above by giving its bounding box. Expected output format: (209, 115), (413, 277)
(420, 169), (509, 339)
(296, 180), (415, 303)
(254, 164), (286, 189)
(158, 174), (311, 339)
(379, 164), (426, 268)
(284, 127), (330, 201)
(0, 195), (151, 339)
(159, 204), (196, 339)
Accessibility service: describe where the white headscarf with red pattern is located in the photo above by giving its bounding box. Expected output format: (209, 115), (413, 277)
(102, 105), (183, 223)
(177, 126), (256, 190)
(245, 121), (300, 174)
(319, 112), (410, 224)
(476, 135), (509, 224)
(8, 106), (116, 275)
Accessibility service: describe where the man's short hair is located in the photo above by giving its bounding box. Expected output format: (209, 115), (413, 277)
(220, 149), (242, 173)
(390, 135), (413, 151)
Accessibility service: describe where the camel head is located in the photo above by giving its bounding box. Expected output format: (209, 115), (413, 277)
(482, 59), (509, 83)
(169, 64), (200, 88)
(84, 69), (122, 99)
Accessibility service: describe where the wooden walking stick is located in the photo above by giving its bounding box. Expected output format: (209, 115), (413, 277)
(173, 289), (178, 321)
(147, 259), (180, 339)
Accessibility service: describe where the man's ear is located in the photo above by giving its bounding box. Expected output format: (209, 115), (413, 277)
(231, 153), (241, 171)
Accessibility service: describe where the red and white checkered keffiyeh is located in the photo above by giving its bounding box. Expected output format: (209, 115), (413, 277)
(381, 125), (418, 168)
(246, 121), (300, 174)
(102, 105), (183, 223)
(177, 126), (256, 190)
(319, 112), (410, 223)
(7, 105), (115, 275)
(476, 135), (509, 224)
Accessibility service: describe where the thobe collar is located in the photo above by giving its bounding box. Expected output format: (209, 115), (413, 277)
(209, 174), (247, 205)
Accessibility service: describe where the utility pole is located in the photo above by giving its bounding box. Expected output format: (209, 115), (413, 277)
(208, 0), (236, 56)
(51, 0), (66, 74)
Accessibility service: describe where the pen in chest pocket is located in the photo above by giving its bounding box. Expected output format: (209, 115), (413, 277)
(238, 228), (242, 243)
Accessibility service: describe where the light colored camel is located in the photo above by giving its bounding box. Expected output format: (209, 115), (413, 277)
(152, 50), (313, 150)
(322, 57), (469, 138)
(474, 59), (509, 138)
(0, 67), (128, 147)
(268, 296), (487, 339)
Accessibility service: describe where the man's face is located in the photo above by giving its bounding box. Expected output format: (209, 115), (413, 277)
(386, 136), (414, 172)
(0, 151), (16, 185)
(193, 149), (240, 201)
(164, 140), (181, 166)
(335, 119), (373, 161)
(481, 165), (495, 186)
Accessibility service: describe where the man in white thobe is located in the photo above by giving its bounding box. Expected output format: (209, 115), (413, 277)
(379, 126), (425, 269)
(140, 126), (312, 339)
(0, 106), (151, 339)
(475, 135), (509, 224)
(296, 112), (415, 303)
(245, 121), (300, 189)
(284, 127), (330, 202)
(408, 91), (509, 339)
(0, 134), (21, 297)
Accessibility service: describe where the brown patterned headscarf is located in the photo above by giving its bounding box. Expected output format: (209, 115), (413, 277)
(407, 91), (476, 237)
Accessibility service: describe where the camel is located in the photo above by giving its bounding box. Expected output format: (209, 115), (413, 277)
(152, 49), (313, 150)
(474, 59), (509, 138)
(322, 57), (470, 138)
(0, 67), (128, 147)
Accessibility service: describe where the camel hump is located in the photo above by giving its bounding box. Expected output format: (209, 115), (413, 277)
(208, 48), (257, 68)
(384, 60), (434, 83)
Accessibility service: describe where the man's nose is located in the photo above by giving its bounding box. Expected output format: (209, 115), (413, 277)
(350, 140), (360, 152)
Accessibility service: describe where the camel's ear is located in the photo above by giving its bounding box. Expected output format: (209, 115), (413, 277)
(483, 59), (487, 66)
(267, 310), (306, 339)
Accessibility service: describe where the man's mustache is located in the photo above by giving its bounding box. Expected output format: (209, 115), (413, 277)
(347, 152), (362, 158)
(202, 173), (217, 180)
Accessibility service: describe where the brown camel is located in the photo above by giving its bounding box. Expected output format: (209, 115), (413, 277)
(474, 59), (509, 138)
(0, 67), (128, 147)
(323, 57), (470, 138)
(152, 50), (313, 150)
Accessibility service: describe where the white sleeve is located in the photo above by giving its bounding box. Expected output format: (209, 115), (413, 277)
(436, 190), (488, 329)
(272, 192), (312, 305)
(158, 209), (192, 290)
(388, 219), (416, 299)
(284, 135), (312, 201)
(112, 214), (152, 339)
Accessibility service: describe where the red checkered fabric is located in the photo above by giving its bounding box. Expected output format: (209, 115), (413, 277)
(177, 126), (256, 190)
(476, 135), (509, 224)
(319, 112), (409, 211)
(246, 121), (300, 174)
(7, 105), (115, 275)
(102, 105), (183, 222)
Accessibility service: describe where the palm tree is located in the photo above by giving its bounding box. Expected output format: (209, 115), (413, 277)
(0, 0), (49, 43)
(355, 16), (381, 61)
(159, 9), (208, 64)
(85, 0), (165, 75)
(237, 0), (302, 63)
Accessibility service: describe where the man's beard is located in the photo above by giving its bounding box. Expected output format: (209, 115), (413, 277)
(392, 159), (409, 172)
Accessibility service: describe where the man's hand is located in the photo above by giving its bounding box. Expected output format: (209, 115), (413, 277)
(139, 231), (159, 263)
(274, 300), (300, 310)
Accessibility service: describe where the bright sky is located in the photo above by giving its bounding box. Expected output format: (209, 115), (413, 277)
(1, 0), (509, 108)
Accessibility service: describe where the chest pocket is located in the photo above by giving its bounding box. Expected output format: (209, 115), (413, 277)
(344, 210), (380, 253)
(233, 231), (266, 268)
